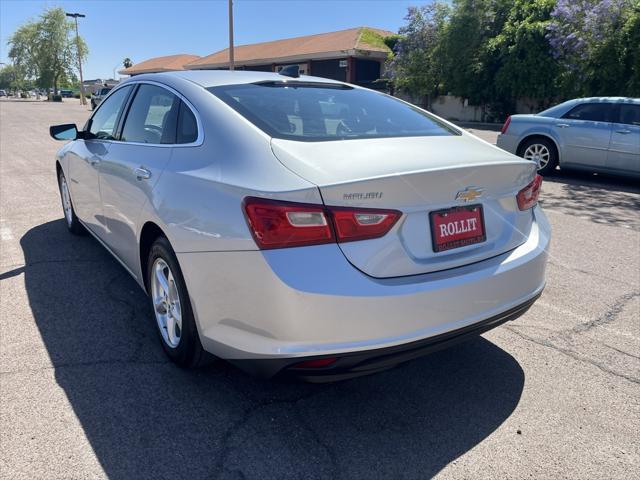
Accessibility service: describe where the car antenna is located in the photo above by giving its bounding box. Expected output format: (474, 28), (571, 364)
(278, 65), (299, 78)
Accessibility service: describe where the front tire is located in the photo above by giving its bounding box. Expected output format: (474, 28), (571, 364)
(58, 170), (85, 235)
(520, 137), (558, 176)
(147, 236), (209, 368)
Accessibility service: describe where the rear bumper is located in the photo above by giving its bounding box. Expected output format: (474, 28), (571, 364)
(178, 206), (550, 373)
(234, 292), (541, 381)
(496, 133), (519, 154)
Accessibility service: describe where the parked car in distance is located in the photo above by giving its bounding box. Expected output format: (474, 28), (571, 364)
(497, 97), (640, 177)
(0, 90), (6, 97)
(91, 86), (112, 110)
(59, 89), (73, 98)
(49, 70), (550, 381)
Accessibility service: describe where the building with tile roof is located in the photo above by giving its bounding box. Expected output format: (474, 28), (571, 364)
(119, 54), (201, 76)
(122, 27), (393, 87)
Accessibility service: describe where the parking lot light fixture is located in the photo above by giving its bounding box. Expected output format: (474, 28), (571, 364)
(65, 12), (86, 106)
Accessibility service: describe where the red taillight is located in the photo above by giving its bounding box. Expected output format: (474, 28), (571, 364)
(330, 207), (401, 243)
(501, 115), (512, 134)
(243, 197), (401, 249)
(517, 174), (542, 210)
(243, 197), (333, 249)
(292, 357), (338, 369)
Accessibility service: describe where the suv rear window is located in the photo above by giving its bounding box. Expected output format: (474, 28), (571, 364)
(208, 82), (458, 141)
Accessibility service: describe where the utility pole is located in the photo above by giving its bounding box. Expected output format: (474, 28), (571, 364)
(66, 12), (86, 106)
(228, 0), (235, 71)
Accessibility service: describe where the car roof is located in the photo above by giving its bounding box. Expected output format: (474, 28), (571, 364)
(120, 70), (347, 88)
(572, 97), (639, 104)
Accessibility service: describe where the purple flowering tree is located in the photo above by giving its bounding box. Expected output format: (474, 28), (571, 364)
(547, 0), (632, 93)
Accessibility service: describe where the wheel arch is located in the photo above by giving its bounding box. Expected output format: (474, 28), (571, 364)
(139, 221), (168, 293)
(516, 134), (561, 164)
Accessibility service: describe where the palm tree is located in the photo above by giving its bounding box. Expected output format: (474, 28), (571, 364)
(122, 57), (133, 69)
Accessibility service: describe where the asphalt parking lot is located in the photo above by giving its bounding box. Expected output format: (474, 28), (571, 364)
(1, 98), (638, 479)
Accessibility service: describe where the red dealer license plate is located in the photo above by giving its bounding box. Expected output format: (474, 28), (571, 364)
(430, 204), (486, 252)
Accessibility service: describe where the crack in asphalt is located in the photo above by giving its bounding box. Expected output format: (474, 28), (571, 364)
(212, 386), (339, 480)
(504, 325), (640, 385)
(505, 291), (640, 385)
(571, 292), (639, 334)
(603, 343), (640, 361)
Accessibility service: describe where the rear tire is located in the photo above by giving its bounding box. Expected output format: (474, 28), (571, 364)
(147, 236), (210, 368)
(58, 170), (85, 235)
(519, 137), (558, 176)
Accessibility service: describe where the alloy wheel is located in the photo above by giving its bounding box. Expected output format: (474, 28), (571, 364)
(59, 175), (73, 227)
(523, 143), (551, 170)
(151, 258), (183, 348)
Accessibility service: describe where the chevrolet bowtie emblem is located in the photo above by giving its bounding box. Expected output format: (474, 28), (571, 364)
(456, 187), (483, 202)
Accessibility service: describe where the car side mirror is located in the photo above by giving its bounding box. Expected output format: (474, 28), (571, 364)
(50, 123), (79, 141)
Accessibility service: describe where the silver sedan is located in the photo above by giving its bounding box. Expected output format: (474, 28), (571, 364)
(497, 97), (640, 177)
(50, 70), (550, 381)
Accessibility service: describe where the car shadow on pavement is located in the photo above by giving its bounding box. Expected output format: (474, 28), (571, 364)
(18, 219), (526, 480)
(541, 170), (640, 230)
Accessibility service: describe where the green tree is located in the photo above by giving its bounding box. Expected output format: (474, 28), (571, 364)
(437, 0), (512, 110)
(123, 57), (133, 69)
(586, 3), (640, 96)
(547, 0), (638, 97)
(489, 0), (559, 114)
(386, 3), (450, 109)
(0, 65), (19, 90)
(7, 7), (88, 93)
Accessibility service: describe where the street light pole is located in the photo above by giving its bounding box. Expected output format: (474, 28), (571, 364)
(228, 0), (234, 71)
(66, 12), (86, 106)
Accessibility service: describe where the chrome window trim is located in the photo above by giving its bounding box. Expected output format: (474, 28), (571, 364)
(86, 79), (204, 148)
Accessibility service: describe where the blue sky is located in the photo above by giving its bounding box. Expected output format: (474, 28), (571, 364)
(0, 0), (430, 79)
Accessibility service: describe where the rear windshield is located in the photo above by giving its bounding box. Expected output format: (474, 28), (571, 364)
(207, 81), (458, 141)
(538, 100), (576, 118)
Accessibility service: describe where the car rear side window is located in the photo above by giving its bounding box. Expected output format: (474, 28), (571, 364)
(618, 104), (640, 126)
(121, 84), (180, 144)
(207, 82), (458, 141)
(88, 85), (132, 140)
(562, 103), (612, 122)
(177, 101), (198, 144)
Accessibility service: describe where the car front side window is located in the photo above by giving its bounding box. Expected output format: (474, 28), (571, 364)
(121, 84), (180, 144)
(87, 86), (132, 140)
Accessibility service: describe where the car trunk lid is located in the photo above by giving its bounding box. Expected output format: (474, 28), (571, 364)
(271, 134), (537, 278)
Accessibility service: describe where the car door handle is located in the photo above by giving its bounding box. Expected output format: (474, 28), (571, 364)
(134, 167), (152, 181)
(555, 123), (570, 128)
(89, 157), (101, 166)
(615, 129), (632, 134)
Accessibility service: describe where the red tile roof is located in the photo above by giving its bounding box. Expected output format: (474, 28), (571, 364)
(119, 54), (201, 75)
(186, 27), (393, 69)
